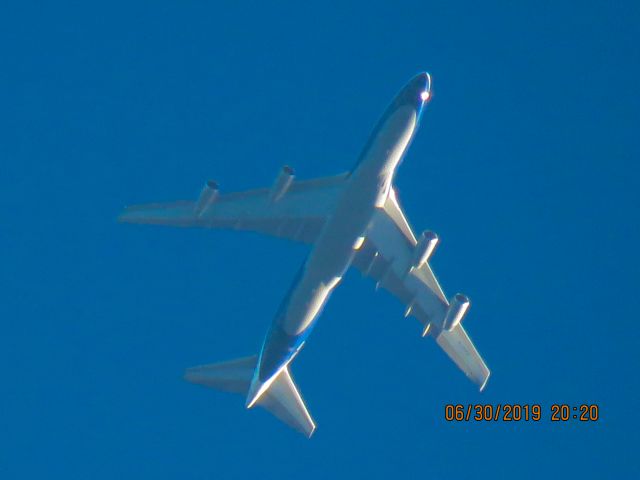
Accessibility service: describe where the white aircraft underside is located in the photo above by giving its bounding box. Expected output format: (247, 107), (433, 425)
(119, 72), (490, 438)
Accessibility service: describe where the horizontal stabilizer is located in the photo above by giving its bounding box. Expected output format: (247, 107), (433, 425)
(185, 356), (315, 437)
(185, 355), (257, 394)
(255, 366), (316, 437)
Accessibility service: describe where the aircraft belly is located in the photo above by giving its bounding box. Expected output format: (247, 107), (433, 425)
(280, 222), (357, 336)
(276, 107), (418, 338)
(258, 78), (424, 380)
(350, 105), (418, 188)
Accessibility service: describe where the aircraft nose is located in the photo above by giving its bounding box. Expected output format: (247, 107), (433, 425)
(395, 72), (432, 109)
(414, 72), (432, 102)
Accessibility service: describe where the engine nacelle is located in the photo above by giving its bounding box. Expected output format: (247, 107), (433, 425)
(409, 231), (439, 271)
(195, 180), (219, 216)
(269, 165), (295, 202)
(442, 293), (470, 331)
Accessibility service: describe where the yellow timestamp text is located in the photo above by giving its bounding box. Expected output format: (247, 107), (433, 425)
(444, 404), (600, 422)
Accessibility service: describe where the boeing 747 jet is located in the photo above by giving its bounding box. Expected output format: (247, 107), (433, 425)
(119, 72), (490, 437)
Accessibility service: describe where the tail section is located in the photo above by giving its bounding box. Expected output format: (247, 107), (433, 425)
(254, 366), (315, 437)
(185, 355), (257, 393)
(184, 356), (316, 437)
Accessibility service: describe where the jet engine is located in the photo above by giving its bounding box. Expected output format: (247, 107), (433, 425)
(195, 180), (219, 216)
(442, 293), (470, 331)
(409, 231), (439, 272)
(269, 166), (295, 202)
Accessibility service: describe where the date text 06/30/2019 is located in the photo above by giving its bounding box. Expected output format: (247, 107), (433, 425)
(443, 404), (600, 422)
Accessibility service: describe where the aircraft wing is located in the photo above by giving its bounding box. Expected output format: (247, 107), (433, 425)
(352, 188), (490, 390)
(118, 172), (349, 244)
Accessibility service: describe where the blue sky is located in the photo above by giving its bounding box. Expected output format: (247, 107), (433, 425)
(1, 1), (638, 478)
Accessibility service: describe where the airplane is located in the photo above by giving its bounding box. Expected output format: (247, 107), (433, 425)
(118, 72), (490, 437)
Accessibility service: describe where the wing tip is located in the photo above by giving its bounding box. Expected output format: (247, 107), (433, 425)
(116, 209), (132, 223)
(478, 370), (491, 392)
(306, 422), (317, 439)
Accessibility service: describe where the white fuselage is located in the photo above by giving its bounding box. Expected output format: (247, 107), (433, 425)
(250, 73), (430, 396)
(282, 104), (418, 337)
